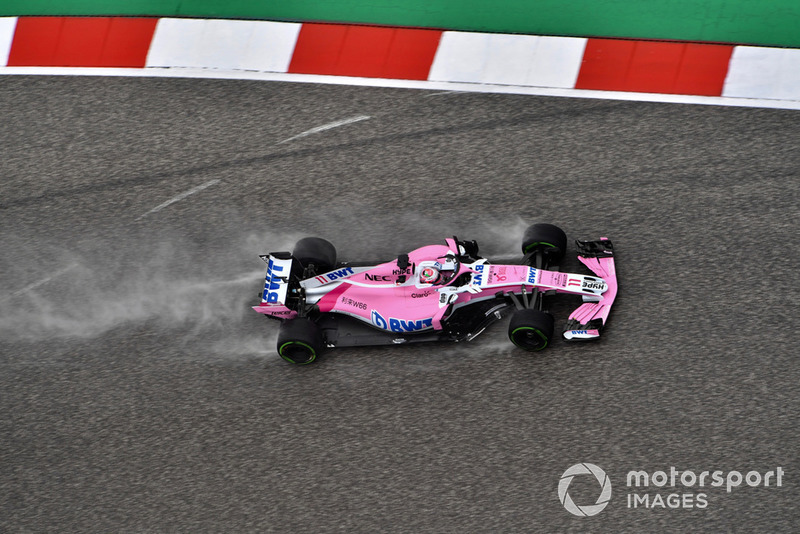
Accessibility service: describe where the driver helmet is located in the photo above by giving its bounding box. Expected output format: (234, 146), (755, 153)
(419, 266), (441, 284)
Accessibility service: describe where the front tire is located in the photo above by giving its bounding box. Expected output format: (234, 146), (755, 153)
(277, 318), (324, 365)
(508, 309), (554, 352)
(521, 223), (567, 264)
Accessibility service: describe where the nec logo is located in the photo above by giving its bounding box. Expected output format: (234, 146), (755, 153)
(365, 273), (392, 282)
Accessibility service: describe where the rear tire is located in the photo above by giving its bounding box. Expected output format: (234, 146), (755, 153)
(293, 237), (337, 273)
(521, 223), (567, 263)
(508, 309), (554, 352)
(277, 318), (324, 365)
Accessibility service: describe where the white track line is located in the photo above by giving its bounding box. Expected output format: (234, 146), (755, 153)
(137, 179), (221, 220)
(423, 90), (465, 97)
(277, 115), (371, 144)
(3, 263), (79, 301)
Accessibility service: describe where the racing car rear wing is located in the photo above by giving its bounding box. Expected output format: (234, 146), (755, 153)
(259, 254), (293, 305)
(563, 239), (617, 341)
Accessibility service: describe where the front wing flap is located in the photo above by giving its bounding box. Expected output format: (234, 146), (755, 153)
(563, 238), (617, 341)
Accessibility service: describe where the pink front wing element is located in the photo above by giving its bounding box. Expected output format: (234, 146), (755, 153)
(568, 243), (618, 326)
(563, 328), (601, 340)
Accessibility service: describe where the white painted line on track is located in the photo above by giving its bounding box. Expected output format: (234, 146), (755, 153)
(137, 179), (221, 220)
(423, 90), (465, 97)
(277, 115), (371, 144)
(1, 67), (799, 110)
(3, 263), (79, 301)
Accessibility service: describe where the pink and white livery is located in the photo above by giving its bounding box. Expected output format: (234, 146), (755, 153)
(253, 223), (617, 364)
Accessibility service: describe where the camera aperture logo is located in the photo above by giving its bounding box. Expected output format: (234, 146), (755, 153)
(558, 463), (612, 517)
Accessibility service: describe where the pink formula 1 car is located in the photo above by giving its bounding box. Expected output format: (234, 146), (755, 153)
(253, 223), (617, 364)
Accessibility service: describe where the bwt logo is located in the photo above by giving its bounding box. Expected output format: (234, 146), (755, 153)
(371, 310), (433, 332)
(472, 264), (484, 285)
(326, 267), (354, 280)
(371, 310), (388, 330)
(262, 259), (285, 303)
(558, 463), (612, 517)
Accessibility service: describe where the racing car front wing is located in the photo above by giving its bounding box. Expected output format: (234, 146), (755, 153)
(563, 238), (617, 341)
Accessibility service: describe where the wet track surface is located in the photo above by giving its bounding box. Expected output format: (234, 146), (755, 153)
(1, 76), (799, 532)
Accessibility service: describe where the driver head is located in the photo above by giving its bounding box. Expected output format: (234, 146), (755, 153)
(419, 266), (441, 284)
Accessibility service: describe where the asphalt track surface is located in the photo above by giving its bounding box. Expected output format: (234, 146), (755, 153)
(1, 75), (799, 532)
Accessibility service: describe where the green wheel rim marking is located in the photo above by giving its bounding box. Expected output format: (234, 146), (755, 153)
(510, 326), (549, 351)
(523, 241), (557, 253)
(278, 341), (317, 365)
